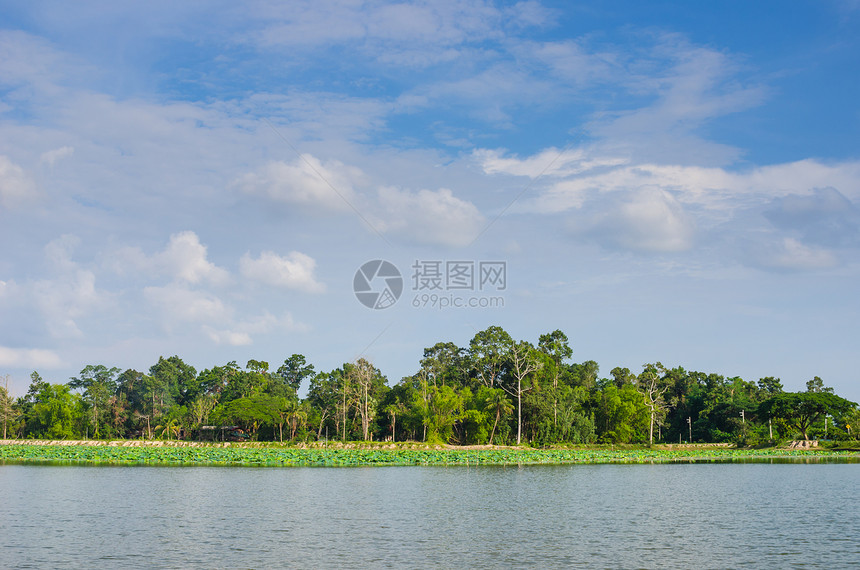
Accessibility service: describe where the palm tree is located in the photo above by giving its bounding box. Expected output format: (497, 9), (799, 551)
(384, 401), (407, 442)
(155, 417), (180, 440)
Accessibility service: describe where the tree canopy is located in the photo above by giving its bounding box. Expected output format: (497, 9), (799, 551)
(3, 326), (857, 446)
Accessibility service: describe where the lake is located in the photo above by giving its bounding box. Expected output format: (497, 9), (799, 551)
(1, 462), (857, 568)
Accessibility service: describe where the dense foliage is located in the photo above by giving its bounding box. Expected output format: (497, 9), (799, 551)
(2, 327), (857, 445)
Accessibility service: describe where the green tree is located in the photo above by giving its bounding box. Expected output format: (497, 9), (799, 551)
(211, 395), (280, 439)
(806, 376), (834, 394)
(68, 364), (121, 439)
(538, 329), (573, 428)
(30, 384), (81, 439)
(275, 354), (315, 393)
(149, 356), (198, 407)
(757, 376), (784, 396)
(418, 384), (464, 443)
(468, 326), (512, 389)
(420, 342), (466, 388)
(307, 371), (340, 439)
(594, 383), (649, 443)
(758, 392), (856, 440)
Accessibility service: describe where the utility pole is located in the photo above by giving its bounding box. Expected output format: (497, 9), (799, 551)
(687, 417), (692, 444)
(769, 417), (773, 440)
(740, 409), (745, 425)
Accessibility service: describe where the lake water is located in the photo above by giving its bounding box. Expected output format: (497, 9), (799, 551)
(1, 462), (857, 568)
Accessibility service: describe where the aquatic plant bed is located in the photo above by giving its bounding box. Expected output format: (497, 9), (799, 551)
(1, 442), (857, 467)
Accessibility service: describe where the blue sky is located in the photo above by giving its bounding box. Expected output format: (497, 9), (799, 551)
(1, 0), (859, 402)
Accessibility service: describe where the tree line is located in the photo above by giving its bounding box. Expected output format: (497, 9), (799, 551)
(1, 326), (857, 445)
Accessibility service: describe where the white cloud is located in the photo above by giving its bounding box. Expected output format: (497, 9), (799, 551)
(0, 30), (69, 91)
(109, 231), (229, 285)
(237, 155), (364, 212)
(572, 187), (695, 253)
(32, 235), (107, 338)
(203, 312), (306, 346)
(0, 155), (38, 208)
(506, 154), (860, 217)
(240, 250), (325, 293)
(33, 269), (103, 338)
(249, 0), (517, 66)
(158, 231), (229, 285)
(143, 284), (230, 325)
(522, 39), (617, 87)
(375, 186), (486, 247)
(204, 328), (253, 346)
(475, 147), (628, 178)
(0, 346), (63, 369)
(40, 146), (74, 166)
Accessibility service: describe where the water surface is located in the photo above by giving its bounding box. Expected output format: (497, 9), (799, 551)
(1, 463), (856, 568)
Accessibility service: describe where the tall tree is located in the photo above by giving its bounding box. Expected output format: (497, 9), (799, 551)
(502, 340), (542, 445)
(805, 376), (834, 394)
(346, 358), (385, 441)
(420, 342), (466, 388)
(149, 356), (197, 408)
(468, 326), (512, 389)
(276, 354), (315, 393)
(68, 364), (121, 439)
(307, 371), (340, 439)
(538, 329), (573, 427)
(637, 363), (670, 445)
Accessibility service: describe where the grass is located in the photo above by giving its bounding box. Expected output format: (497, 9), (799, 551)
(1, 441), (858, 467)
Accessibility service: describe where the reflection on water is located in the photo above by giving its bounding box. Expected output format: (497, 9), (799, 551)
(1, 463), (857, 568)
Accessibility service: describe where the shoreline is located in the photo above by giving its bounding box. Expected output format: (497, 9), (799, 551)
(2, 440), (858, 467)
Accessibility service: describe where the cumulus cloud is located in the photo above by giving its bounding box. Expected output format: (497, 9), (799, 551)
(239, 250), (325, 293)
(571, 187), (696, 253)
(109, 231), (229, 285)
(0, 346), (63, 369)
(0, 155), (38, 208)
(375, 186), (485, 247)
(237, 155), (364, 212)
(158, 231), (229, 285)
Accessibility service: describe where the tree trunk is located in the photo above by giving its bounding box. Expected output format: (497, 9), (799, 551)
(517, 378), (522, 445)
(489, 407), (500, 445)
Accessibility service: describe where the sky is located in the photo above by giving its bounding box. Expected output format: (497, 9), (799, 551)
(1, 0), (859, 402)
